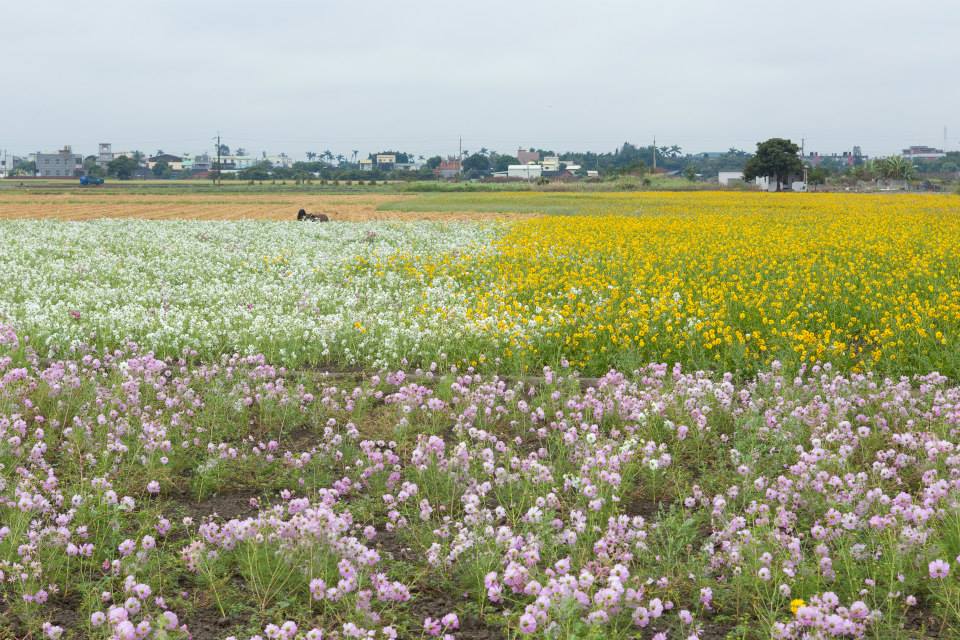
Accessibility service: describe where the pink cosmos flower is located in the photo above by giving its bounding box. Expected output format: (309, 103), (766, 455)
(441, 614), (460, 630)
(929, 559), (950, 579)
(518, 613), (537, 634)
(309, 578), (327, 600)
(423, 618), (442, 637)
(163, 611), (179, 630)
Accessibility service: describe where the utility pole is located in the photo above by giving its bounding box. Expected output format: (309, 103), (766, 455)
(801, 137), (807, 188)
(215, 133), (221, 186)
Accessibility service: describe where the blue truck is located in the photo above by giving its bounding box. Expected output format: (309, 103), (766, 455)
(79, 176), (104, 186)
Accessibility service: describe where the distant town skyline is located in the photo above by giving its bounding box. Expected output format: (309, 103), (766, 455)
(4, 138), (953, 166)
(2, 0), (958, 159)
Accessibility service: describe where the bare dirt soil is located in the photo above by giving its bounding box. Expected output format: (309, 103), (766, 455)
(0, 192), (526, 221)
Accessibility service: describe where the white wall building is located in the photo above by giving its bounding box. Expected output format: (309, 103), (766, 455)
(541, 156), (561, 172)
(263, 153), (294, 169)
(902, 146), (946, 160)
(507, 164), (542, 179)
(0, 150), (18, 177)
(718, 171), (744, 186)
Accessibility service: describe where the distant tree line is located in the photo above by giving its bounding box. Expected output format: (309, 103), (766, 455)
(10, 139), (956, 186)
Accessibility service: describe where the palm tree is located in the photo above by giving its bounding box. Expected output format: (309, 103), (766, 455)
(880, 156), (916, 181)
(352, 150), (359, 164)
(322, 150), (334, 164)
(336, 154), (345, 166)
(306, 152), (317, 161)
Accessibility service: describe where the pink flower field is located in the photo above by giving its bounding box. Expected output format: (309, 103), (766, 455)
(2, 324), (959, 639)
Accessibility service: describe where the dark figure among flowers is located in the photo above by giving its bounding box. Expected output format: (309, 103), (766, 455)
(297, 209), (329, 222)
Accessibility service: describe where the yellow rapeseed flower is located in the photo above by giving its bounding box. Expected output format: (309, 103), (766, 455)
(366, 192), (960, 375)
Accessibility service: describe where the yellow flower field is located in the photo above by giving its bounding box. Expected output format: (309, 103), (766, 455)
(377, 192), (960, 375)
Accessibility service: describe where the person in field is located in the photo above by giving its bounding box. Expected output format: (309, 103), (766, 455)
(297, 208), (329, 222)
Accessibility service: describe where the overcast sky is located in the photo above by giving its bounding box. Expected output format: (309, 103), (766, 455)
(2, 0), (957, 159)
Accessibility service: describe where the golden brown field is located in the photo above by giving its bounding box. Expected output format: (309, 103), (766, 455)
(0, 191), (524, 221)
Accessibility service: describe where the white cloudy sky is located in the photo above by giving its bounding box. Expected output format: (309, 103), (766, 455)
(1, 0), (957, 159)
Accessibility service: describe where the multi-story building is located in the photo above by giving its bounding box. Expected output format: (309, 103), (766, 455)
(97, 143), (113, 168)
(96, 144), (142, 168)
(263, 152), (294, 169)
(902, 145), (946, 160)
(192, 153), (213, 172)
(517, 149), (540, 164)
(219, 154), (258, 170)
(36, 145), (83, 177)
(147, 154), (185, 171)
(436, 159), (461, 179)
(804, 148), (868, 168)
(375, 154), (396, 170)
(0, 150), (21, 178)
(541, 156), (561, 172)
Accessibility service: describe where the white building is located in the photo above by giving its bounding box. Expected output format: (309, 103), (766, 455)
(215, 155), (258, 170)
(541, 156), (561, 172)
(755, 176), (777, 191)
(97, 143), (113, 168)
(902, 146), (946, 160)
(507, 164), (542, 179)
(263, 152), (294, 169)
(718, 171), (744, 186)
(755, 176), (803, 191)
(0, 150), (18, 177)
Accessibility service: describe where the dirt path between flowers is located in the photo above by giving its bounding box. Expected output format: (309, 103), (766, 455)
(0, 192), (530, 221)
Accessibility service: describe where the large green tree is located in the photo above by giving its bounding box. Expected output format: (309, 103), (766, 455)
(13, 159), (36, 176)
(238, 161), (273, 182)
(494, 155), (519, 172)
(743, 138), (803, 191)
(107, 156), (139, 180)
(152, 160), (172, 178)
(462, 153), (491, 174)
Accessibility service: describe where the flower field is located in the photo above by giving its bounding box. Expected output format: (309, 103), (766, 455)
(3, 192), (960, 377)
(377, 195), (960, 377)
(2, 191), (960, 639)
